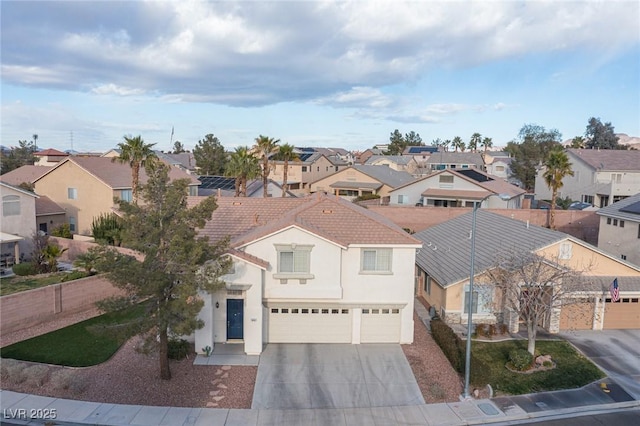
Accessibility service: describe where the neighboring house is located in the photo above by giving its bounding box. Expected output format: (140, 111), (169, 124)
(355, 148), (385, 164)
(365, 155), (419, 174)
(35, 196), (66, 235)
(426, 152), (485, 172)
(156, 151), (197, 173)
(309, 165), (415, 201)
(313, 147), (355, 165)
(0, 182), (38, 262)
(192, 193), (422, 355)
(402, 146), (439, 167)
(484, 151), (515, 181)
(0, 165), (52, 187)
(198, 176), (297, 198)
(34, 148), (69, 166)
(414, 210), (640, 332)
(597, 193), (640, 266)
(269, 152), (348, 194)
(32, 157), (200, 236)
(390, 169), (525, 208)
(534, 149), (640, 207)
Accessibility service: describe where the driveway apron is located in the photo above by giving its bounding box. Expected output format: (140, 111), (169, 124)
(251, 343), (425, 409)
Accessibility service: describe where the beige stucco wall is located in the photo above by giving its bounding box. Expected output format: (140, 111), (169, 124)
(34, 161), (115, 235)
(310, 168), (383, 194)
(597, 216), (640, 267)
(537, 240), (640, 276)
(0, 185), (37, 256)
(36, 213), (67, 235)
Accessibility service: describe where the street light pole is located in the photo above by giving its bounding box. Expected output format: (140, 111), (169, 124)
(462, 192), (511, 399)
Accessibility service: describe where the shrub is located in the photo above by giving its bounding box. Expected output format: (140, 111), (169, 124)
(430, 318), (463, 372)
(509, 349), (534, 371)
(51, 223), (73, 238)
(475, 323), (487, 337)
(488, 324), (497, 336)
(3, 361), (27, 384)
(543, 360), (553, 368)
(91, 213), (123, 246)
(353, 194), (381, 202)
(167, 339), (191, 360)
(23, 365), (49, 387)
(60, 271), (89, 282)
(499, 323), (509, 335)
(12, 262), (37, 276)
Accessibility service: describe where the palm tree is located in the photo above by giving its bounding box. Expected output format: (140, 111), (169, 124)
(469, 133), (482, 152)
(442, 139), (452, 152)
(274, 143), (299, 197)
(452, 136), (464, 152)
(253, 135), (280, 197)
(225, 146), (260, 197)
(114, 135), (157, 204)
(43, 244), (68, 273)
(543, 149), (574, 230)
(481, 137), (493, 153)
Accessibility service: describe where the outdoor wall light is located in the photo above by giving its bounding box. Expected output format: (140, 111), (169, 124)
(215, 301), (219, 309)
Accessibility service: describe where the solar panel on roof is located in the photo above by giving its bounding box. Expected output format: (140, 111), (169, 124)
(197, 176), (237, 190)
(456, 169), (493, 182)
(298, 147), (315, 152)
(299, 153), (313, 161)
(620, 201), (640, 215)
(408, 146), (438, 154)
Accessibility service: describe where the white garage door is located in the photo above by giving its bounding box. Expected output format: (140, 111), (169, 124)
(268, 307), (352, 343)
(361, 308), (401, 343)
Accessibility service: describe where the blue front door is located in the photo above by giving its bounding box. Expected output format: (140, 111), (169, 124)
(226, 299), (244, 340)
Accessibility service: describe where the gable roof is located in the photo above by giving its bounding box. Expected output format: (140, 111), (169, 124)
(190, 193), (421, 249)
(596, 192), (640, 222)
(0, 181), (39, 198)
(365, 155), (412, 166)
(35, 148), (68, 157)
(351, 165), (415, 187)
(33, 157), (200, 189)
(414, 210), (566, 287)
(391, 168), (524, 199)
(0, 165), (52, 186)
(567, 149), (640, 172)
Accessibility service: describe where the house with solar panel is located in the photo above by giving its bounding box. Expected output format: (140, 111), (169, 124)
(197, 176), (295, 198)
(597, 193), (640, 267)
(364, 155), (420, 175)
(534, 149), (640, 208)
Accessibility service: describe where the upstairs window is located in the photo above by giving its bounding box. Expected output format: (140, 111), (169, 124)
(68, 188), (78, 200)
(2, 195), (20, 216)
(274, 244), (314, 279)
(559, 242), (572, 260)
(120, 189), (132, 202)
(361, 248), (392, 273)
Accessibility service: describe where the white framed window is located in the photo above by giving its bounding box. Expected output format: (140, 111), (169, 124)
(424, 273), (431, 295)
(463, 284), (492, 314)
(397, 195), (408, 204)
(463, 290), (479, 314)
(495, 165), (505, 172)
(69, 217), (76, 232)
(559, 242), (572, 260)
(361, 248), (392, 274)
(120, 189), (132, 202)
(274, 244), (314, 279)
(439, 175), (454, 183)
(68, 188), (78, 199)
(2, 195), (20, 216)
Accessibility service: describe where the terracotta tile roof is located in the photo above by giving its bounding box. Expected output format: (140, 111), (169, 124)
(35, 196), (65, 216)
(227, 248), (269, 269)
(568, 148), (640, 171)
(35, 157), (200, 188)
(190, 193), (421, 248)
(0, 165), (52, 185)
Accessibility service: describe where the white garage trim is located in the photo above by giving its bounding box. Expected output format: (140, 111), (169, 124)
(268, 306), (352, 343)
(361, 308), (401, 343)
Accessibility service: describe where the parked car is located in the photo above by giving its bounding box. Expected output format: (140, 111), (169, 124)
(568, 201), (593, 210)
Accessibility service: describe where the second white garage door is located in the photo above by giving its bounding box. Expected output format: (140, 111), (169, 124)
(268, 307), (352, 343)
(361, 308), (401, 343)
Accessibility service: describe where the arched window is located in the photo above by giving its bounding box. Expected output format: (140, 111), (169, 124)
(2, 195), (20, 216)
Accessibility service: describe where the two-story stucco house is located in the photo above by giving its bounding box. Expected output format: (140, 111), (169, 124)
(0, 182), (38, 263)
(534, 149), (640, 208)
(597, 193), (640, 267)
(269, 152), (348, 195)
(192, 194), (422, 356)
(33, 157), (200, 235)
(414, 210), (640, 332)
(389, 168), (525, 208)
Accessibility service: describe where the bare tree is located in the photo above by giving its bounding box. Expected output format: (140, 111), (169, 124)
(478, 251), (591, 356)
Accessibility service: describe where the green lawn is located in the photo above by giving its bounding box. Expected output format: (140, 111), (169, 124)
(0, 304), (146, 366)
(0, 271), (90, 296)
(473, 340), (605, 395)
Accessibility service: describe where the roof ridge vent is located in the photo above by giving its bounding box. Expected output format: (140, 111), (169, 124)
(322, 209), (333, 214)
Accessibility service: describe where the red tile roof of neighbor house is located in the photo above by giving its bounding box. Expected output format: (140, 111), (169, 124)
(568, 148), (640, 171)
(189, 193), (421, 249)
(35, 148), (68, 157)
(0, 165), (52, 185)
(34, 157), (200, 188)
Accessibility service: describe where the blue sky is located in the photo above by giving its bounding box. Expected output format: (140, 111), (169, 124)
(1, 1), (639, 153)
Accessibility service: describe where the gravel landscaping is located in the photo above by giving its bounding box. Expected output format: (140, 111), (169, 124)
(1, 302), (463, 408)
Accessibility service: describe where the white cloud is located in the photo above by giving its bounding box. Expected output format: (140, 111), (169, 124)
(91, 84), (146, 96)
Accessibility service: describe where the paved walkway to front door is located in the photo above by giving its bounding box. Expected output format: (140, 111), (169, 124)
(251, 343), (425, 409)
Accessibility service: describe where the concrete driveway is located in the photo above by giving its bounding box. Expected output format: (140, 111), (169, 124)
(251, 343), (425, 409)
(560, 330), (640, 399)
